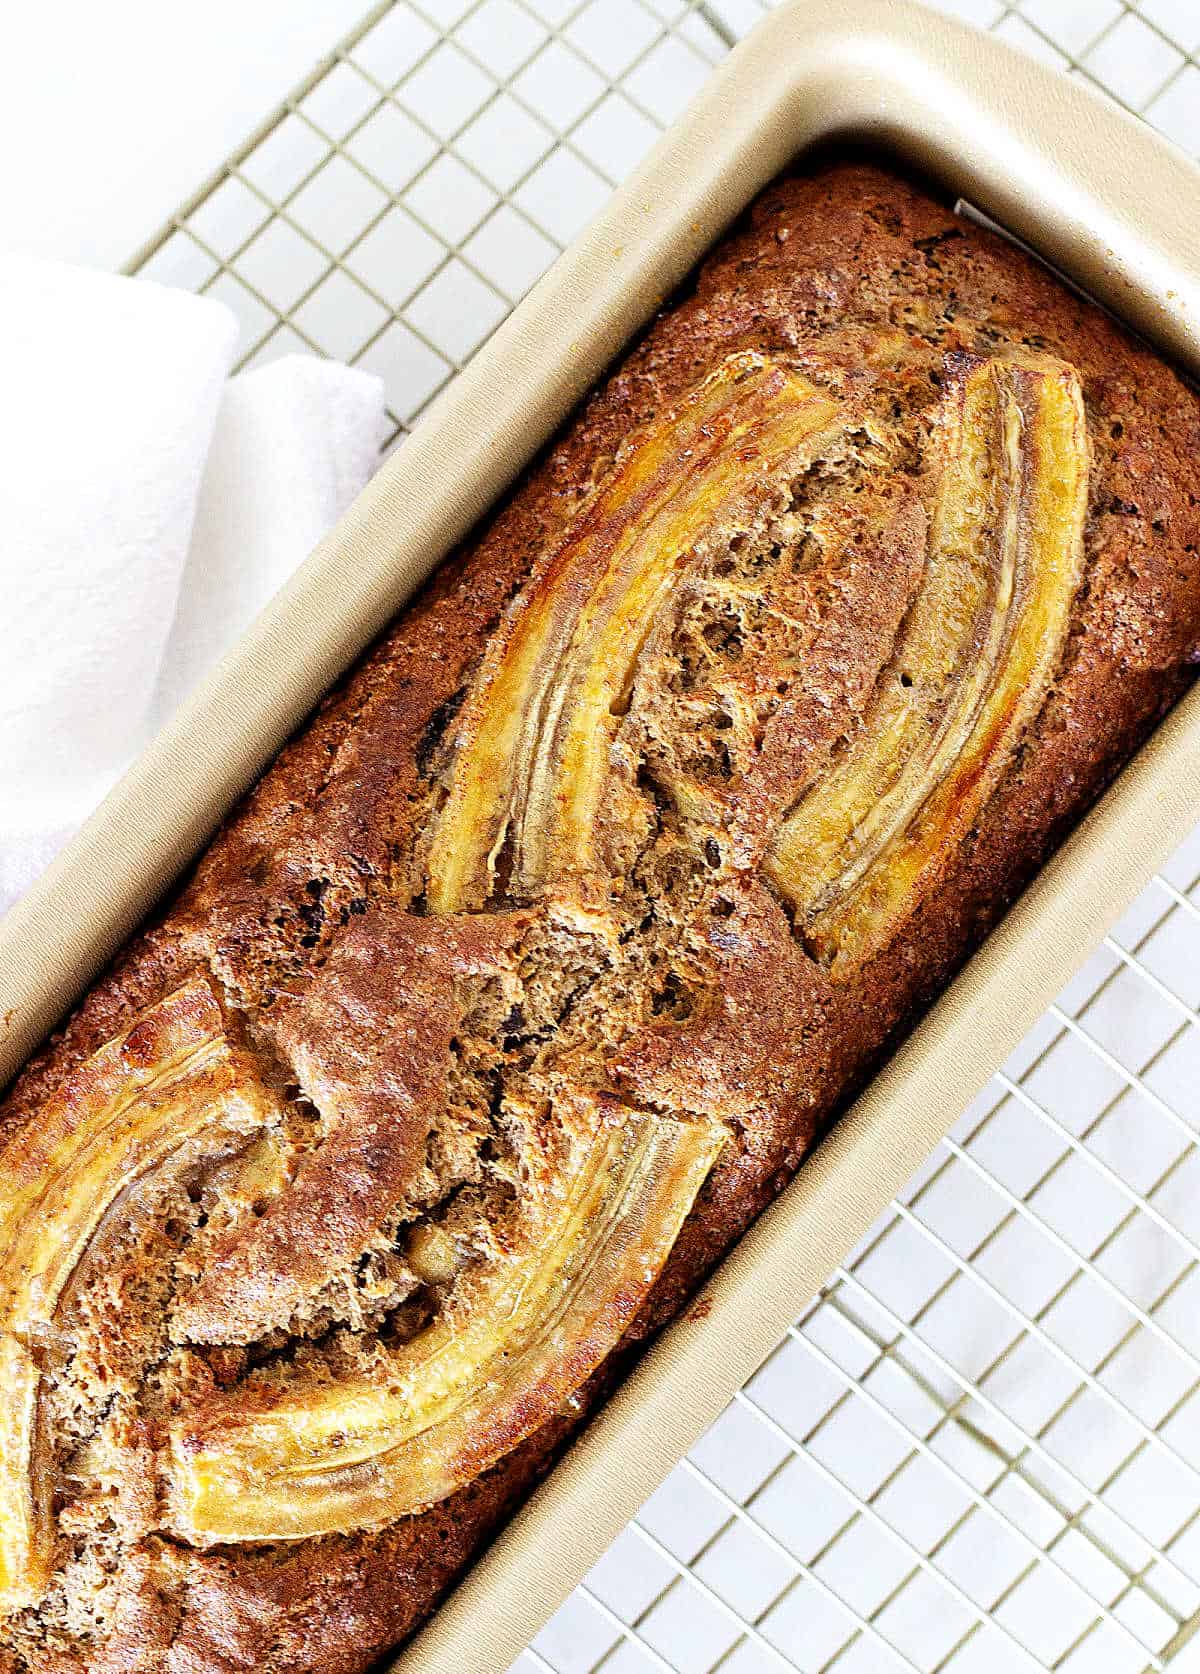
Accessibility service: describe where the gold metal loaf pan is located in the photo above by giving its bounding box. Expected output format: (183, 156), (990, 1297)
(0, 3), (1197, 1669)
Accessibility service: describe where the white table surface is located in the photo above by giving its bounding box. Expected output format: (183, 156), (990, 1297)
(0, 0), (367, 269)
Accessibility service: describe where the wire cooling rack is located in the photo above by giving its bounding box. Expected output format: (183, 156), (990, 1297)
(125, 2), (1200, 1669)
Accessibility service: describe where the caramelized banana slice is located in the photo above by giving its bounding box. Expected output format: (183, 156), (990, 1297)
(0, 978), (279, 1606)
(427, 353), (843, 911)
(167, 1101), (724, 1541)
(768, 352), (1088, 976)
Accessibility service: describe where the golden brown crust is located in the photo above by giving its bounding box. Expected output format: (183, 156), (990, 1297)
(174, 908), (532, 1348)
(1, 158), (1199, 1672)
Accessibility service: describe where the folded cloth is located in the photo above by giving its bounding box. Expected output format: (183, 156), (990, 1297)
(0, 259), (385, 918)
(153, 356), (387, 724)
(0, 257), (237, 903)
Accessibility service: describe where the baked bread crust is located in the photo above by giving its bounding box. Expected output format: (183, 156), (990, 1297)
(1, 159), (1199, 1672)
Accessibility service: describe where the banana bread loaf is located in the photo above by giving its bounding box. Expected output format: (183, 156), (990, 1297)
(1, 159), (1199, 1673)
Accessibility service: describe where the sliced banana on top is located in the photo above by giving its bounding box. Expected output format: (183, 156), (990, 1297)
(426, 352), (845, 911)
(768, 351), (1089, 974)
(167, 1095), (723, 1541)
(0, 977), (280, 1605)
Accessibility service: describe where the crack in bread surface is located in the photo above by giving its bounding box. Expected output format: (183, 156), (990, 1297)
(0, 326), (1094, 1650)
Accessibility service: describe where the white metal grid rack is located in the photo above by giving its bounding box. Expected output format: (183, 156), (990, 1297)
(125, 2), (1200, 1668)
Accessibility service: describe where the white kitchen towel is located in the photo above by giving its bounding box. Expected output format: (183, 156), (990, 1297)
(153, 356), (387, 725)
(0, 260), (385, 917)
(0, 258), (236, 855)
